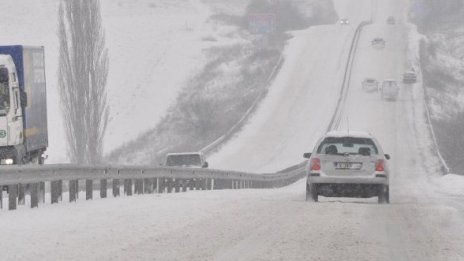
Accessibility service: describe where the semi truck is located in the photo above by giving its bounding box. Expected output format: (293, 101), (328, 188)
(0, 45), (47, 165)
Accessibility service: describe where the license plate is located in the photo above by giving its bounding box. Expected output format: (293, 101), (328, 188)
(335, 162), (362, 169)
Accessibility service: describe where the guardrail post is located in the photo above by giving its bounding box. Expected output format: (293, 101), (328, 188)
(8, 184), (17, 210)
(214, 179), (221, 190)
(69, 180), (77, 202)
(51, 181), (59, 204)
(137, 179), (144, 195)
(139, 179), (144, 194)
(39, 182), (45, 203)
(128, 179), (133, 196)
(17, 184), (25, 205)
(167, 178), (173, 193)
(30, 183), (39, 208)
(113, 179), (120, 197)
(124, 179), (133, 196)
(153, 178), (158, 193)
(0, 187), (3, 208)
(188, 179), (194, 191)
(195, 179), (201, 190)
(133, 180), (138, 194)
(144, 179), (152, 194)
(174, 179), (180, 193)
(59, 180), (63, 201)
(134, 179), (139, 194)
(200, 178), (206, 190)
(135, 179), (140, 194)
(158, 178), (165, 193)
(100, 179), (107, 198)
(181, 179), (188, 192)
(86, 180), (93, 200)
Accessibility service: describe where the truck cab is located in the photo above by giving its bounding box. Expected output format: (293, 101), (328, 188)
(0, 56), (24, 164)
(0, 46), (48, 165)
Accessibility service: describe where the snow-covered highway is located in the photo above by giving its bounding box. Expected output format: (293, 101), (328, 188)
(2, 0), (464, 260)
(208, 0), (373, 173)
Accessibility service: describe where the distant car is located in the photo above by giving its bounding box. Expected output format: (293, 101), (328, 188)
(371, 37), (386, 47)
(303, 131), (391, 204)
(402, 70), (417, 84)
(362, 78), (379, 92)
(164, 152), (208, 168)
(339, 18), (350, 25)
(386, 16), (395, 25)
(380, 79), (399, 100)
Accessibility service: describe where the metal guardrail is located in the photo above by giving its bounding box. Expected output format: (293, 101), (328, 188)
(327, 20), (373, 132)
(0, 164), (305, 211)
(418, 66), (450, 174)
(422, 98), (450, 174)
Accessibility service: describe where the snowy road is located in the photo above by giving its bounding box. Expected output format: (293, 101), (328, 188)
(2, 0), (464, 260)
(208, 0), (373, 172)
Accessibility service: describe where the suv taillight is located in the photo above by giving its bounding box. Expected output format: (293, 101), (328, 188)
(375, 159), (385, 172)
(310, 158), (321, 171)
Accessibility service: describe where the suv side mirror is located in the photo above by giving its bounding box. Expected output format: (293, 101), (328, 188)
(202, 161), (208, 168)
(385, 154), (391, 160)
(303, 153), (312, 159)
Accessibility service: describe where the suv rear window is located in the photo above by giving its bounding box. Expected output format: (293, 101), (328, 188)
(317, 137), (378, 155)
(166, 154), (201, 167)
(382, 81), (397, 88)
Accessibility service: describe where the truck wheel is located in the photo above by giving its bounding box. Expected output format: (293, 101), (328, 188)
(38, 155), (44, 165)
(14, 151), (25, 165)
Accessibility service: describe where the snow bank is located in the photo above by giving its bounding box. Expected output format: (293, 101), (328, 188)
(432, 174), (464, 197)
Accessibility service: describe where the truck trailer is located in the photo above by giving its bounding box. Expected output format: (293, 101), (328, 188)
(0, 45), (47, 164)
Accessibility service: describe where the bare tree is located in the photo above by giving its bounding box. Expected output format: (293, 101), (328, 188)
(58, 0), (109, 164)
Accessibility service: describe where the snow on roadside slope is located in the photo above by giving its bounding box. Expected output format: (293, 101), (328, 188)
(0, 0), (226, 163)
(102, 0), (216, 154)
(431, 174), (464, 197)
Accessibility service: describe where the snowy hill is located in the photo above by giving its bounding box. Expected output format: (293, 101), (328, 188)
(0, 0), (229, 163)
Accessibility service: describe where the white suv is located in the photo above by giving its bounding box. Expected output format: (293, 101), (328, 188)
(380, 79), (399, 100)
(303, 131), (390, 204)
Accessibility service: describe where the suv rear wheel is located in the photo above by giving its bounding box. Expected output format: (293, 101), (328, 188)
(306, 184), (318, 202)
(378, 185), (390, 204)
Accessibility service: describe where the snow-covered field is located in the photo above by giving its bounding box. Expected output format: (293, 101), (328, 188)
(2, 0), (464, 260)
(0, 0), (240, 163)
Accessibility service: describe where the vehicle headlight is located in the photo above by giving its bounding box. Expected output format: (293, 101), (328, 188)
(1, 158), (14, 165)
